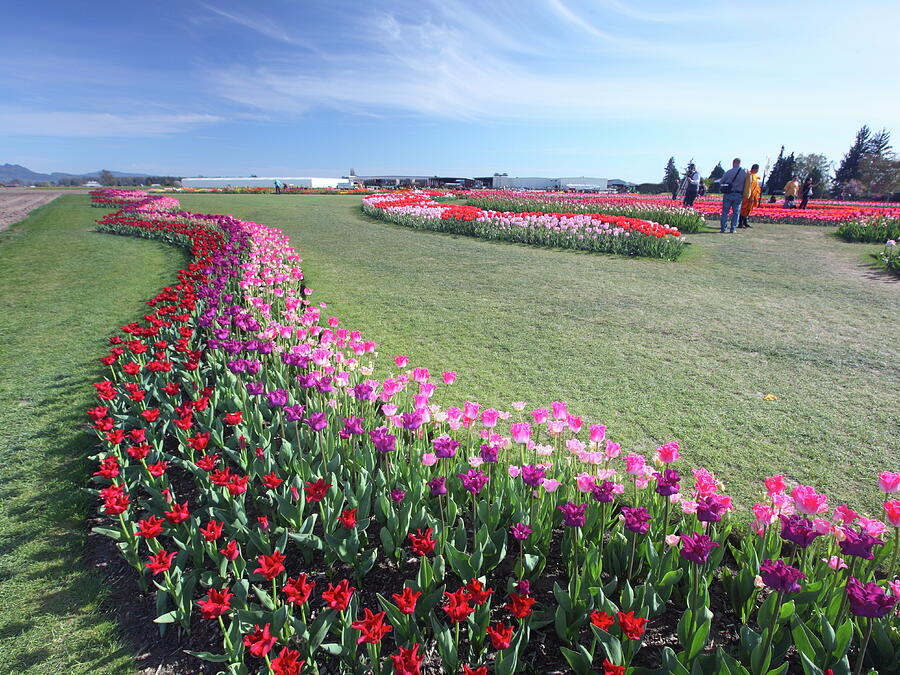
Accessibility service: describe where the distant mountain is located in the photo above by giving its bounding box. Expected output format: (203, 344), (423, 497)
(0, 163), (170, 185)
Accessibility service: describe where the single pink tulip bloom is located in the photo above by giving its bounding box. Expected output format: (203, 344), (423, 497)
(442, 371), (457, 384)
(604, 440), (621, 460)
(575, 473), (596, 493)
(531, 408), (549, 424)
(857, 517), (887, 537)
(422, 453), (437, 467)
(551, 401), (568, 419)
(625, 453), (646, 476)
(508, 465), (521, 478)
(764, 475), (786, 496)
(791, 485), (828, 516)
(509, 422), (532, 445)
(833, 504), (858, 524)
(481, 408), (500, 429)
(878, 471), (900, 493)
(823, 555), (848, 570)
(542, 478), (561, 493)
(511, 401), (526, 411)
(588, 424), (606, 444)
(393, 355), (409, 368)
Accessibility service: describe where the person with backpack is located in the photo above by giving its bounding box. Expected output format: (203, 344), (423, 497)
(718, 158), (747, 233)
(799, 175), (816, 209)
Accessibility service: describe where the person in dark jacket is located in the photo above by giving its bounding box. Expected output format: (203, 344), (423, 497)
(718, 158), (747, 233)
(799, 176), (816, 209)
(682, 163), (700, 207)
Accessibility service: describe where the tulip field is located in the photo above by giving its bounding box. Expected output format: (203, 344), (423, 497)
(466, 191), (900, 229)
(69, 189), (900, 675)
(0, 190), (897, 675)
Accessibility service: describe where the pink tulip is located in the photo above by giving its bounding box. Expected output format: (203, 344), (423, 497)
(885, 500), (900, 528)
(857, 517), (887, 537)
(654, 441), (680, 464)
(442, 371), (457, 384)
(625, 453), (646, 476)
(812, 518), (833, 535)
(764, 475), (787, 496)
(576, 473), (596, 493)
(464, 401), (481, 420)
(604, 440), (621, 460)
(791, 485), (828, 516)
(422, 453), (437, 467)
(531, 408), (549, 424)
(822, 555), (848, 570)
(566, 439), (586, 454)
(833, 504), (858, 524)
(589, 424), (607, 444)
(566, 414), (583, 433)
(551, 401), (568, 419)
(481, 408), (500, 428)
(412, 367), (430, 383)
(508, 465), (520, 478)
(509, 422), (532, 444)
(547, 420), (566, 435)
(511, 401), (526, 411)
(878, 471), (900, 493)
(541, 478), (561, 493)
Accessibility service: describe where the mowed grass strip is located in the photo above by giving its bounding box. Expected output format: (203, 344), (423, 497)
(176, 194), (899, 514)
(0, 195), (186, 674)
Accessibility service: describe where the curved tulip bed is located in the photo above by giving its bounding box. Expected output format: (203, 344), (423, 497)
(465, 192), (705, 234)
(362, 192), (686, 261)
(86, 188), (899, 674)
(469, 191), (900, 228)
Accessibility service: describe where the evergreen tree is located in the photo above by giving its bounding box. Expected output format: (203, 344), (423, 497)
(708, 162), (725, 181)
(833, 125), (871, 195)
(663, 157), (680, 194)
(767, 146), (785, 195)
(868, 128), (892, 157)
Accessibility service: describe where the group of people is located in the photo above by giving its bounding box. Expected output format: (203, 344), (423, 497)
(677, 159), (818, 233)
(783, 175), (816, 210)
(717, 158), (761, 232)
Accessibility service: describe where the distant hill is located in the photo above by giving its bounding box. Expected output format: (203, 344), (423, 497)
(0, 163), (175, 185)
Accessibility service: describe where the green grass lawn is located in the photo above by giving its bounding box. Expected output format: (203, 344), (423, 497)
(175, 194), (899, 516)
(0, 195), (186, 674)
(0, 193), (897, 673)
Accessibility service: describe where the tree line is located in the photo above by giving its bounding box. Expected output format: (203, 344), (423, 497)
(640, 125), (899, 201)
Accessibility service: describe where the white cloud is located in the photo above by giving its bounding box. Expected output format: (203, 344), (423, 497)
(0, 110), (223, 137)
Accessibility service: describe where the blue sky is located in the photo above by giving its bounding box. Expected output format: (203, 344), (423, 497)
(3, 0), (898, 182)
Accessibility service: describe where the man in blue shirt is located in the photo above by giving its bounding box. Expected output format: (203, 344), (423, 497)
(718, 158), (747, 233)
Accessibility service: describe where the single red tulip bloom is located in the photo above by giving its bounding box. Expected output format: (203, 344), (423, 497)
(391, 586), (421, 614)
(243, 623), (277, 658)
(145, 549), (176, 576)
(304, 478), (332, 503)
(505, 592), (536, 619)
(269, 647), (305, 675)
(486, 622), (513, 650)
(322, 579), (355, 611)
(254, 550), (286, 581)
(197, 587), (233, 619)
(617, 610), (647, 640)
(351, 608), (393, 644)
(283, 574), (316, 606)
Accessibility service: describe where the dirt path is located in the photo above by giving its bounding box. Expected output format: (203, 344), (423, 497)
(0, 188), (85, 232)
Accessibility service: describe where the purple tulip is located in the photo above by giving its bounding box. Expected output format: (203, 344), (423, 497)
(520, 464), (546, 488)
(427, 476), (446, 497)
(265, 388), (288, 407)
(284, 404), (305, 422)
(846, 577), (897, 618)
(654, 468), (681, 497)
(838, 527), (884, 561)
(304, 412), (328, 432)
(390, 489), (406, 503)
(759, 558), (805, 593)
(369, 426), (396, 453)
(621, 506), (651, 534)
(679, 532), (720, 564)
(779, 515), (822, 549)
(340, 416), (365, 438)
(590, 480), (615, 503)
(696, 494), (729, 523)
(433, 435), (459, 459)
(558, 501), (587, 527)
(510, 522), (532, 541)
(479, 443), (499, 463)
(457, 469), (489, 495)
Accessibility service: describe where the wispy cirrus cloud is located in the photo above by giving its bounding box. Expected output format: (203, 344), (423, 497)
(0, 109), (222, 137)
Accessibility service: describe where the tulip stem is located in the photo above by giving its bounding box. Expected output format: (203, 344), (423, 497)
(889, 527), (899, 581)
(853, 617), (873, 675)
(627, 530), (637, 580)
(758, 591), (783, 675)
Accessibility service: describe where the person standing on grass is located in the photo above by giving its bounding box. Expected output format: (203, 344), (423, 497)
(682, 163), (701, 207)
(799, 175), (816, 209)
(738, 164), (761, 228)
(718, 158), (747, 233)
(783, 176), (799, 207)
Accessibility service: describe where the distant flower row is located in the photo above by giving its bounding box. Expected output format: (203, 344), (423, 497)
(363, 192), (687, 260)
(482, 190), (900, 227)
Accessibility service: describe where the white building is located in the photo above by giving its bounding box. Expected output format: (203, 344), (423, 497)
(181, 177), (352, 189)
(490, 175), (607, 191)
